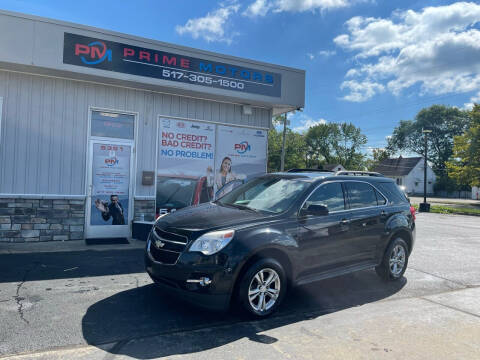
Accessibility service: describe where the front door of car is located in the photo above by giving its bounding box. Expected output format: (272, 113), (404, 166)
(295, 182), (352, 278)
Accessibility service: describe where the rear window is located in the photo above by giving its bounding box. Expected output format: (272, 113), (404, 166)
(375, 182), (409, 205)
(375, 189), (387, 205)
(345, 182), (378, 209)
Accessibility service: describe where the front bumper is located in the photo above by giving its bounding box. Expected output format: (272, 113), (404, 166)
(144, 237), (235, 312)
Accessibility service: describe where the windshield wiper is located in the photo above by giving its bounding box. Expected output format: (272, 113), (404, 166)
(227, 203), (262, 213)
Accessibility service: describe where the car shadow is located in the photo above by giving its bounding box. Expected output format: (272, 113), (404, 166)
(82, 269), (407, 359)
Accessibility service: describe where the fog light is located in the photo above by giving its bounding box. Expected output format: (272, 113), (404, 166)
(186, 277), (212, 286)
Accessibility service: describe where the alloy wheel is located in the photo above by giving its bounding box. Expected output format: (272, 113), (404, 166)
(248, 268), (281, 312)
(389, 244), (406, 276)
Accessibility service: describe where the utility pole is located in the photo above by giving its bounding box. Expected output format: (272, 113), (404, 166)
(280, 112), (288, 171)
(420, 128), (432, 212)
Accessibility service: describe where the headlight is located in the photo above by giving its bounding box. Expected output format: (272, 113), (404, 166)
(189, 230), (235, 255)
(154, 213), (168, 224)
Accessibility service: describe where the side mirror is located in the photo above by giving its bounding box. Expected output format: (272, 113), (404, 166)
(301, 204), (329, 216)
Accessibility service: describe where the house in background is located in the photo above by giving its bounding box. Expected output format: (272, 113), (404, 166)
(373, 156), (436, 195)
(322, 164), (346, 172)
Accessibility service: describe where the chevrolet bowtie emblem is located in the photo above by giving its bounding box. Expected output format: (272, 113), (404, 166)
(155, 239), (165, 248)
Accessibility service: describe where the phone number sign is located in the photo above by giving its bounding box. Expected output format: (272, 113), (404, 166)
(63, 33), (282, 97)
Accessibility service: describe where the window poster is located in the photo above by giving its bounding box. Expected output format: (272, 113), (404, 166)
(156, 118), (216, 215)
(214, 126), (267, 199)
(91, 143), (131, 225)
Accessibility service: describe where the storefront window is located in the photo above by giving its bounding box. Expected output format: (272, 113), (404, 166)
(0, 97), (3, 144)
(91, 111), (134, 139)
(155, 117), (268, 217)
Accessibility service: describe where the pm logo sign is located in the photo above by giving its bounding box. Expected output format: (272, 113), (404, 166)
(235, 141), (251, 154)
(74, 41), (112, 65)
(105, 157), (119, 167)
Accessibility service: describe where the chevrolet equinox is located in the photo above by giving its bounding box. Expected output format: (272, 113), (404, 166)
(145, 171), (415, 317)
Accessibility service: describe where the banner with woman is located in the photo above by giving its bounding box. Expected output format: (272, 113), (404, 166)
(213, 125), (267, 198)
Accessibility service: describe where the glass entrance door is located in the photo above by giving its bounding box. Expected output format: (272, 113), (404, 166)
(85, 140), (133, 238)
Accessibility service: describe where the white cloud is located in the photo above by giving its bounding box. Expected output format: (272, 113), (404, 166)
(275, 0), (351, 12)
(243, 0), (273, 17)
(291, 114), (328, 132)
(243, 0), (355, 17)
(464, 91), (480, 109)
(335, 2), (480, 102)
(176, 3), (240, 43)
(340, 80), (385, 102)
(306, 49), (335, 61)
(318, 49), (336, 57)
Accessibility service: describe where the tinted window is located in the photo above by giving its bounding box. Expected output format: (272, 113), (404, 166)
(375, 189), (387, 205)
(345, 182), (378, 209)
(376, 182), (409, 205)
(305, 182), (345, 212)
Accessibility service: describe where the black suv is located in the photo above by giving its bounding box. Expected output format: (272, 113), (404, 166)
(145, 172), (415, 317)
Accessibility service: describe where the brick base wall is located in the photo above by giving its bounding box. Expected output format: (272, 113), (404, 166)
(134, 199), (156, 222)
(0, 197), (85, 242)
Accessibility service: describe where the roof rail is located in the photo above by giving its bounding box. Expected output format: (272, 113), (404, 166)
(335, 171), (384, 177)
(287, 168), (334, 173)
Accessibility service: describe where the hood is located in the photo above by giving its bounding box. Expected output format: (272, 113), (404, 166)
(156, 202), (271, 232)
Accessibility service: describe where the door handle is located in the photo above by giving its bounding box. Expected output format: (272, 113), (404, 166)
(340, 219), (350, 225)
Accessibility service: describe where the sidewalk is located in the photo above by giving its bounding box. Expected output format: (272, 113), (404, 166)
(409, 196), (480, 207)
(0, 238), (146, 254)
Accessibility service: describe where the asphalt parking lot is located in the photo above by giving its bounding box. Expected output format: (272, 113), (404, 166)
(0, 213), (479, 359)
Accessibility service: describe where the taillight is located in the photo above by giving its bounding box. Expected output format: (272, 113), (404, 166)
(410, 206), (416, 221)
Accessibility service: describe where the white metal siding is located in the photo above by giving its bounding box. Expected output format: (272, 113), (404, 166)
(0, 70), (272, 196)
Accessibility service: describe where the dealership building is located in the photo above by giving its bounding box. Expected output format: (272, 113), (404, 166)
(0, 10), (305, 242)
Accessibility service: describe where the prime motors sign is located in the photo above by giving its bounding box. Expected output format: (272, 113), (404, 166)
(63, 33), (282, 97)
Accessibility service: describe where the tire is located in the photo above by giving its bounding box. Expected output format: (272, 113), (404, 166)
(237, 258), (287, 317)
(375, 237), (409, 281)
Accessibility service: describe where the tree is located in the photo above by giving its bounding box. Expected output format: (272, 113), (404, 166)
(268, 127), (306, 172)
(304, 122), (367, 169)
(446, 104), (480, 187)
(366, 148), (391, 171)
(304, 123), (340, 167)
(386, 105), (470, 174)
(334, 123), (367, 170)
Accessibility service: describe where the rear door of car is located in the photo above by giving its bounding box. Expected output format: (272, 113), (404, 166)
(343, 181), (388, 264)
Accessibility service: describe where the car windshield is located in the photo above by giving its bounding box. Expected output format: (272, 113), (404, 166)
(217, 177), (310, 214)
(156, 176), (197, 209)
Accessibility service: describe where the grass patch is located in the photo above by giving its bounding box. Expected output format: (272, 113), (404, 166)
(412, 203), (480, 216)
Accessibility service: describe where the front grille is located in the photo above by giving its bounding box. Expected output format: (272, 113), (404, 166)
(149, 244), (181, 265)
(154, 227), (188, 244)
(149, 226), (189, 265)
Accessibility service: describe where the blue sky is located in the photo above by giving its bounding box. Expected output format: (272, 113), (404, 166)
(1, 0), (479, 154)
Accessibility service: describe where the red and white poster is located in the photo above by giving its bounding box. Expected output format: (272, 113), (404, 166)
(156, 118), (215, 214)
